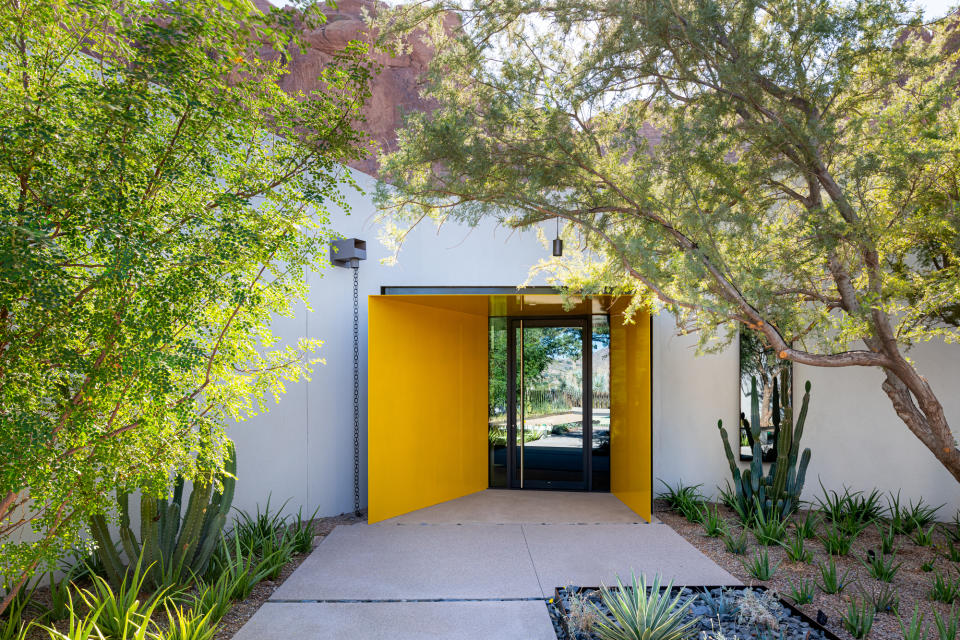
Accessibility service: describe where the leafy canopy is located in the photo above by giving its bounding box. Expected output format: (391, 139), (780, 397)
(0, 0), (371, 594)
(374, 0), (960, 480)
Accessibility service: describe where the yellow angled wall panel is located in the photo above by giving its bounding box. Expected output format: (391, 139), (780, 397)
(367, 296), (488, 523)
(610, 302), (652, 522)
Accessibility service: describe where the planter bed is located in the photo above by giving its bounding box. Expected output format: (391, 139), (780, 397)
(549, 585), (839, 640)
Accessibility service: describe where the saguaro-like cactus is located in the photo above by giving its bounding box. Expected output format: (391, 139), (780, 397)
(90, 441), (236, 585)
(718, 381), (812, 517)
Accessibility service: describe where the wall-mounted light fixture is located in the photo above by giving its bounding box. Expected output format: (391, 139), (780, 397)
(552, 217), (563, 257)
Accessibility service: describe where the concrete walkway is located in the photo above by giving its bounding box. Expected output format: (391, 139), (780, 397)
(233, 491), (738, 640)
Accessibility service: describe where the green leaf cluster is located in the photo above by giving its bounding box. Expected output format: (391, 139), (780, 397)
(0, 0), (371, 602)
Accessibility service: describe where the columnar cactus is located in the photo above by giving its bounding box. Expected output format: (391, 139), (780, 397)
(89, 441), (236, 586)
(718, 381), (812, 518)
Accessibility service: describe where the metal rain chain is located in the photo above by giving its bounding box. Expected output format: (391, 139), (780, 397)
(330, 238), (367, 517)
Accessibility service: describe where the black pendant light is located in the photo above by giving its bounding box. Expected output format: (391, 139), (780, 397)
(552, 216), (563, 256)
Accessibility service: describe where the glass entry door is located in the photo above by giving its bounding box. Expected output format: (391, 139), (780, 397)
(507, 318), (594, 490)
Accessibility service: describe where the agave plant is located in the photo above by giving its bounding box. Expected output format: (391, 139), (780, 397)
(592, 573), (700, 640)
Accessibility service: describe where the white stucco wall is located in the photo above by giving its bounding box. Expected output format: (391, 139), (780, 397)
(231, 166), (960, 521)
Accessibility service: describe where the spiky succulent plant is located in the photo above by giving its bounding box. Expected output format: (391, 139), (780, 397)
(592, 573), (700, 640)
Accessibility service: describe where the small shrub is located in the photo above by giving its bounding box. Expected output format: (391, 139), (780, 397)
(752, 505), (788, 546)
(932, 606), (959, 640)
(700, 588), (736, 617)
(208, 536), (274, 601)
(37, 592), (106, 640)
(843, 598), (876, 639)
(942, 541), (960, 563)
(795, 511), (820, 540)
(930, 570), (960, 604)
(234, 496), (292, 556)
(657, 479), (703, 509)
(193, 573), (236, 624)
(735, 588), (782, 630)
(163, 604), (217, 640)
(906, 499), (944, 530)
(861, 583), (899, 614)
(922, 560), (936, 573)
(42, 572), (72, 622)
(861, 551), (901, 583)
(819, 520), (856, 556)
(817, 483), (882, 527)
(741, 548), (779, 581)
(75, 559), (167, 640)
(912, 525), (937, 547)
(817, 557), (853, 595)
(787, 578), (814, 605)
(592, 574), (698, 640)
(779, 529), (811, 563)
(0, 581), (33, 640)
(876, 521), (897, 555)
(700, 504), (726, 538)
(898, 606), (927, 640)
(289, 506), (321, 555)
(723, 528), (749, 555)
(566, 588), (601, 636)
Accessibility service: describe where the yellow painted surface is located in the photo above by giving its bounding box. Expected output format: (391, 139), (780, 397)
(610, 301), (653, 522)
(367, 296), (488, 523)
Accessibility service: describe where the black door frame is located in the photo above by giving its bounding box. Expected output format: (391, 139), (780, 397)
(506, 316), (593, 491)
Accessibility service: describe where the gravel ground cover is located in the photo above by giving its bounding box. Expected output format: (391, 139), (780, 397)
(550, 585), (837, 640)
(657, 500), (960, 640)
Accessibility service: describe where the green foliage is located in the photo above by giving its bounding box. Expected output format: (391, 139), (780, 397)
(657, 481), (704, 523)
(722, 528), (749, 555)
(0, 580), (33, 640)
(795, 512), (820, 540)
(899, 606), (928, 640)
(91, 444), (236, 590)
(922, 561), (936, 573)
(861, 552), (901, 583)
(234, 496), (291, 556)
(591, 574), (699, 640)
(375, 0), (960, 528)
(192, 574), (236, 625)
(289, 506), (322, 555)
(716, 382), (812, 521)
(817, 557), (853, 595)
(0, 0), (371, 606)
(930, 570), (960, 604)
(75, 559), (168, 640)
(877, 522), (898, 555)
(861, 583), (899, 615)
(843, 598), (876, 639)
(819, 521), (857, 556)
(206, 536), (276, 602)
(741, 548), (779, 581)
(779, 529), (811, 563)
(933, 606), (959, 640)
(786, 579), (814, 605)
(942, 541), (960, 563)
(43, 573), (73, 623)
(161, 604), (217, 640)
(751, 504), (788, 546)
(912, 525), (937, 548)
(699, 504), (726, 538)
(888, 493), (943, 535)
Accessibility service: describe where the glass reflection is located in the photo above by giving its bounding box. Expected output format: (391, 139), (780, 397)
(516, 324), (585, 488)
(591, 316), (611, 490)
(739, 327), (793, 462)
(488, 317), (508, 487)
